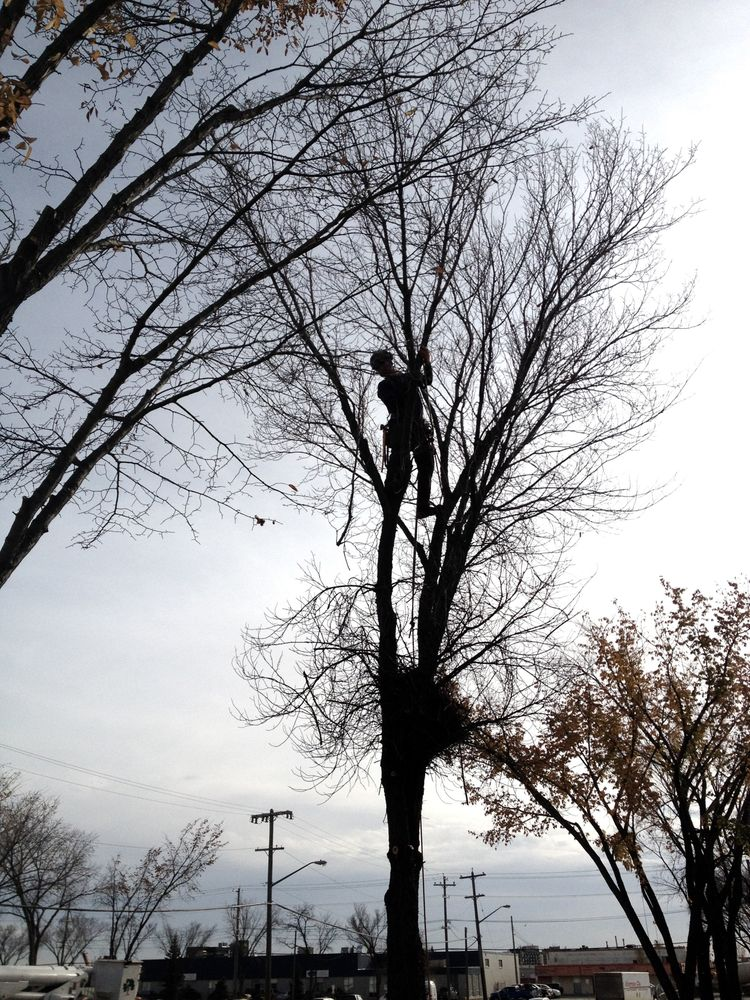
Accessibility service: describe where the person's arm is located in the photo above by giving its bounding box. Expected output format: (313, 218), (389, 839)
(417, 345), (433, 386)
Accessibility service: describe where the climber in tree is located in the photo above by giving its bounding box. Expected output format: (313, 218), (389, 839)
(369, 345), (438, 518)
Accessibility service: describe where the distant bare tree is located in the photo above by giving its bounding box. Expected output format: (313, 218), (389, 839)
(282, 903), (337, 955)
(154, 920), (216, 959)
(346, 904), (386, 995)
(0, 771), (19, 909)
(223, 893), (267, 957)
(0, 924), (26, 964)
(346, 903), (385, 956)
(0, 789), (96, 962)
(98, 819), (223, 961)
(46, 911), (104, 964)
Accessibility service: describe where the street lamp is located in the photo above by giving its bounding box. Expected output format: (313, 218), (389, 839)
(264, 860), (327, 1000)
(477, 905), (516, 984)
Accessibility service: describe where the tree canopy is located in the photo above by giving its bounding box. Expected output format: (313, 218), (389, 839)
(474, 581), (750, 1000)
(1, 0), (529, 588)
(0, 785), (97, 963)
(0, 773), (224, 964)
(98, 818), (224, 960)
(236, 92), (690, 999)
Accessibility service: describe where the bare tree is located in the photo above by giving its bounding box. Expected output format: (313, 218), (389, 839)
(154, 920), (216, 959)
(0, 0), (567, 591)
(0, 924), (26, 964)
(45, 911), (104, 964)
(235, 109), (692, 1000)
(0, 789), (96, 962)
(281, 903), (337, 955)
(223, 894), (267, 957)
(0, 770), (19, 909)
(98, 818), (223, 961)
(346, 904), (385, 995)
(346, 903), (385, 956)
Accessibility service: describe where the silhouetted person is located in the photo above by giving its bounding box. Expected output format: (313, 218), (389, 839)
(370, 346), (437, 518)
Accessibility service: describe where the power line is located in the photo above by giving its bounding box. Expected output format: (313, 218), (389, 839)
(7, 767), (245, 814)
(0, 744), (256, 813)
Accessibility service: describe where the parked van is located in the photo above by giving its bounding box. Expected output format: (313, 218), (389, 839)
(593, 972), (651, 1000)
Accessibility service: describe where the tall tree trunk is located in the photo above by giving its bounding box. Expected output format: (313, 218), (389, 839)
(695, 925), (713, 1000)
(677, 911), (701, 1000)
(711, 923), (741, 1000)
(375, 408), (428, 1000)
(381, 729), (426, 1000)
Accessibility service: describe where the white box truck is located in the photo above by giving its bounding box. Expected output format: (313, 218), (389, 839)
(594, 972), (651, 1000)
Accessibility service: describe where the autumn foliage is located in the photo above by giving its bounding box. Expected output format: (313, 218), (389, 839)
(476, 582), (750, 1000)
(0, 0), (347, 152)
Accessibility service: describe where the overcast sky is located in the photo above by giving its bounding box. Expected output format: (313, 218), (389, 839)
(1, 0), (749, 962)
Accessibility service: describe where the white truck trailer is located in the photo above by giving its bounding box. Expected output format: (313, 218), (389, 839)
(0, 966), (86, 1000)
(0, 959), (140, 1000)
(593, 972), (652, 1000)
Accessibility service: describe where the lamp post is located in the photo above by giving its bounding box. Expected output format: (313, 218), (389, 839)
(264, 859), (327, 1000)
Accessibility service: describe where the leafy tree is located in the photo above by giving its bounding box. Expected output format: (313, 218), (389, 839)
(0, 1), (348, 149)
(0, 787), (96, 962)
(474, 582), (750, 1000)
(235, 86), (691, 1000)
(46, 910), (104, 964)
(0, 0), (550, 590)
(0, 923), (26, 964)
(98, 819), (223, 961)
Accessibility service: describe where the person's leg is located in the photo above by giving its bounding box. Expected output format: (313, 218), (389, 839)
(384, 422), (412, 506)
(413, 438), (435, 517)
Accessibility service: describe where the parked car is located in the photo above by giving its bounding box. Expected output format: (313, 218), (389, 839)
(499, 987), (544, 1000)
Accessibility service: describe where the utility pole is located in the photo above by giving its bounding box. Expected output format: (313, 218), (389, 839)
(232, 886), (241, 998)
(460, 870), (487, 1000)
(291, 929), (297, 1000)
(252, 808), (293, 1000)
(463, 927), (469, 1000)
(434, 875), (456, 996)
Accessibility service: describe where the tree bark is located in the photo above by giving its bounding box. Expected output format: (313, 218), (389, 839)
(381, 726), (426, 1000)
(375, 384), (428, 1000)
